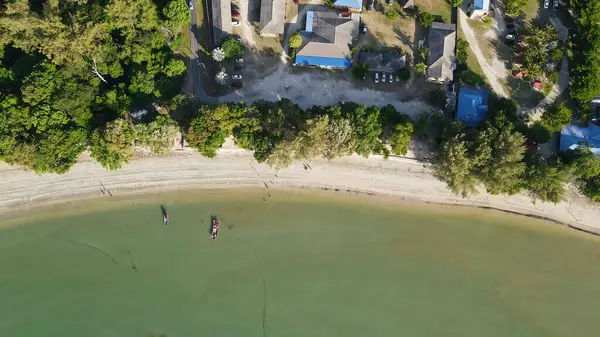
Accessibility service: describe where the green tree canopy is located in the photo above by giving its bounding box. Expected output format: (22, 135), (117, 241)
(434, 133), (478, 197)
(419, 12), (435, 28)
(288, 32), (303, 49)
(352, 63), (369, 79)
(90, 119), (135, 170)
(523, 155), (570, 204)
(135, 115), (180, 155)
(414, 62), (427, 75)
(388, 122), (414, 156)
(221, 37), (244, 59)
(163, 0), (191, 31)
(540, 103), (572, 134)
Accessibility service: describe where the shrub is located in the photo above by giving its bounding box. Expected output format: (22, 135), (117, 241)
(419, 12), (434, 28)
(397, 67), (411, 81)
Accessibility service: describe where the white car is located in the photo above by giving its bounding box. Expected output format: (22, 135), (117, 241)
(374, 72), (379, 83)
(231, 74), (242, 80)
(236, 58), (244, 63)
(544, 0), (549, 9)
(232, 20), (241, 26)
(388, 74), (394, 82)
(382, 73), (386, 83)
(189, 0), (193, 9)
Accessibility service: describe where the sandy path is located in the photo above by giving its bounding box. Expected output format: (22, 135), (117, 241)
(1, 151), (599, 234)
(458, 2), (509, 97)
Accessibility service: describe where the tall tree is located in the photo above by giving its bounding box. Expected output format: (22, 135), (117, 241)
(434, 134), (478, 198)
(540, 103), (572, 133)
(523, 155), (569, 204)
(163, 0), (191, 31)
(90, 119), (135, 170)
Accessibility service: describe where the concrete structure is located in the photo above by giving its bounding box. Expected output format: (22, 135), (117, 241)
(427, 22), (456, 84)
(456, 87), (489, 127)
(211, 0), (232, 45)
(295, 11), (359, 69)
(560, 124), (600, 155)
(358, 52), (406, 72)
(259, 0), (286, 36)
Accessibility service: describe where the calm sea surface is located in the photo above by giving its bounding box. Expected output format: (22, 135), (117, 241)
(1, 189), (599, 337)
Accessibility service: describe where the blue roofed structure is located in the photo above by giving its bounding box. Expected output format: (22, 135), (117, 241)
(456, 87), (489, 127)
(473, 0), (490, 10)
(294, 11), (359, 69)
(295, 55), (351, 68)
(334, 0), (363, 10)
(560, 124), (600, 155)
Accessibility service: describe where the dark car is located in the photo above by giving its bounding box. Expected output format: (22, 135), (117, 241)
(231, 11), (240, 18)
(232, 82), (243, 88)
(234, 65), (242, 71)
(367, 0), (373, 11)
(362, 24), (368, 34)
(553, 0), (558, 10)
(231, 4), (239, 10)
(506, 22), (515, 29)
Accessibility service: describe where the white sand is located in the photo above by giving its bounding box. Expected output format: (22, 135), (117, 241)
(1, 145), (599, 234)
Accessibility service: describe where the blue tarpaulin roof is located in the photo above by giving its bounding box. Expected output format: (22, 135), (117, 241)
(456, 87), (489, 127)
(295, 55), (351, 68)
(473, 0), (490, 10)
(560, 124), (600, 154)
(334, 0), (363, 9)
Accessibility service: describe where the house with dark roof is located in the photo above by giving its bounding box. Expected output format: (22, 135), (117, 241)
(211, 0), (232, 45)
(295, 11), (359, 69)
(358, 52), (406, 72)
(560, 124), (600, 155)
(456, 87), (489, 127)
(333, 0), (363, 11)
(468, 0), (490, 18)
(427, 22), (456, 84)
(259, 0), (285, 36)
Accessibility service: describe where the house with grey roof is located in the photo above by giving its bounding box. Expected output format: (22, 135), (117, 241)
(211, 0), (232, 46)
(427, 22), (456, 84)
(358, 52), (406, 72)
(259, 0), (285, 36)
(295, 11), (359, 69)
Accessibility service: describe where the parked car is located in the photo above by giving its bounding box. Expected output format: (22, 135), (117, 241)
(367, 0), (373, 11)
(339, 11), (350, 17)
(234, 65), (242, 71)
(506, 22), (515, 29)
(374, 72), (379, 83)
(232, 82), (243, 88)
(388, 74), (394, 82)
(553, 0), (558, 10)
(293, 0), (299, 3)
(236, 58), (244, 63)
(382, 73), (387, 83)
(362, 24), (368, 34)
(232, 11), (240, 18)
(232, 20), (241, 26)
(189, 0), (193, 9)
(388, 0), (393, 4)
(231, 74), (242, 80)
(544, 0), (549, 9)
(231, 4), (239, 10)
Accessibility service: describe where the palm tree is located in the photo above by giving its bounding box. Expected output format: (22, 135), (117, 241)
(414, 62), (427, 75)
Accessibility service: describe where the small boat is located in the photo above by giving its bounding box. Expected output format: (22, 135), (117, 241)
(211, 219), (220, 239)
(163, 212), (168, 226)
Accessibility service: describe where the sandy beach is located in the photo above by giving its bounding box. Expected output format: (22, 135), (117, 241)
(1, 144), (599, 234)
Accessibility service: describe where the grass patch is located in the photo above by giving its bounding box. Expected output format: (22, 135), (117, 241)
(418, 0), (452, 23)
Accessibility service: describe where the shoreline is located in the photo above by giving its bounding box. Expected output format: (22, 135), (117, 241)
(1, 151), (599, 235)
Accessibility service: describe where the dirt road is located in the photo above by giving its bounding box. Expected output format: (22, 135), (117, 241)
(458, 2), (509, 97)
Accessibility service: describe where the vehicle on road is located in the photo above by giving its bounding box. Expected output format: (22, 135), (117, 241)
(362, 24), (368, 34)
(231, 74), (242, 80)
(232, 11), (240, 18)
(189, 0), (193, 9)
(553, 0), (558, 10)
(374, 72), (379, 83)
(232, 20), (241, 26)
(236, 58), (244, 63)
(544, 0), (549, 9)
(367, 0), (373, 11)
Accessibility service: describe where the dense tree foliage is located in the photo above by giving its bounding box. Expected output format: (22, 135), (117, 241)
(0, 0), (186, 173)
(540, 103), (572, 134)
(419, 12), (434, 28)
(521, 24), (558, 80)
(352, 63), (368, 79)
(388, 122), (414, 156)
(569, 0), (600, 114)
(135, 115), (180, 155)
(523, 155), (570, 204)
(288, 32), (303, 49)
(90, 118), (135, 170)
(221, 38), (244, 59)
(561, 146), (600, 201)
(163, 0), (191, 31)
